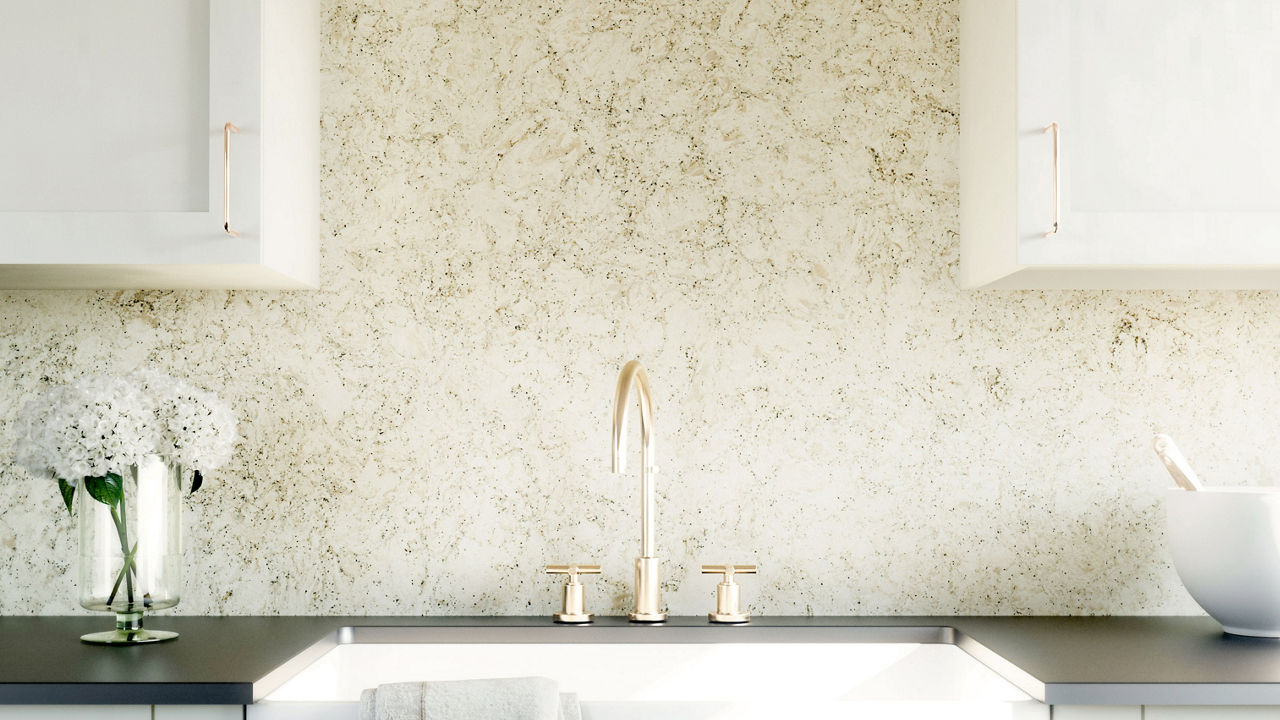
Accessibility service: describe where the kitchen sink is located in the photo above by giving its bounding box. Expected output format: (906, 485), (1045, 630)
(249, 625), (1046, 720)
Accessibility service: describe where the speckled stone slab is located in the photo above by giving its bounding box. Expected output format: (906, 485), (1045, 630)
(0, 0), (1264, 618)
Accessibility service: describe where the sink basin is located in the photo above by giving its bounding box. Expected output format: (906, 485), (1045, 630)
(250, 625), (1045, 720)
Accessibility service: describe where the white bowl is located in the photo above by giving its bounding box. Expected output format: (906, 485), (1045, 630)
(1167, 487), (1280, 637)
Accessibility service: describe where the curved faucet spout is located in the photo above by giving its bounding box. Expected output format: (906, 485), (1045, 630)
(611, 359), (655, 556)
(610, 359), (666, 622)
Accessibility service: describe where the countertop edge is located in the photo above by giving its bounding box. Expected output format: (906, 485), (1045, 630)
(11, 615), (1277, 707)
(1043, 683), (1280, 706)
(0, 682), (253, 705)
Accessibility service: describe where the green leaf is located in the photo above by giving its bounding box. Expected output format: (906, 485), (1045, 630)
(57, 479), (75, 516)
(190, 470), (203, 494)
(83, 474), (123, 507)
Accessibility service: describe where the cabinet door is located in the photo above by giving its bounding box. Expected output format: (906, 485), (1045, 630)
(1145, 708), (1280, 719)
(247, 703), (355, 720)
(154, 707), (244, 720)
(1051, 707), (1141, 720)
(0, 708), (148, 720)
(1016, 0), (1280, 266)
(0, 0), (261, 266)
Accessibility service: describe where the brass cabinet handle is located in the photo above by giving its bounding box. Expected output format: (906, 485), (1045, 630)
(1044, 122), (1060, 237)
(223, 122), (240, 237)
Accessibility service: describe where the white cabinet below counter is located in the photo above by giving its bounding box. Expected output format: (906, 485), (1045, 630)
(1146, 708), (1280, 720)
(0, 0), (318, 290)
(961, 0), (1280, 289)
(1058, 707), (1280, 720)
(0, 708), (238, 720)
(0, 709), (147, 720)
(10, 703), (1280, 720)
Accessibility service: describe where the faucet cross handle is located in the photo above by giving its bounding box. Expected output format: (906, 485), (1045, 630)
(701, 564), (757, 581)
(546, 564), (601, 583)
(546, 564), (601, 624)
(701, 563), (757, 625)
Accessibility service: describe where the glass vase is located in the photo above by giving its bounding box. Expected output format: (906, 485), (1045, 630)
(77, 454), (182, 644)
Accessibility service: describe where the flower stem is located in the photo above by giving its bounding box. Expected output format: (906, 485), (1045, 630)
(105, 541), (138, 607)
(108, 495), (135, 608)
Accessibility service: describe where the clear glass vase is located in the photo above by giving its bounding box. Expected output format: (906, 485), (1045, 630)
(77, 454), (182, 644)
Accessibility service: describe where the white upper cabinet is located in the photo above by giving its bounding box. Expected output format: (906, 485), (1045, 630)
(0, 0), (318, 289)
(961, 0), (1280, 289)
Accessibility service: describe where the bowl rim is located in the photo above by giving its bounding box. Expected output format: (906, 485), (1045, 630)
(1167, 486), (1280, 495)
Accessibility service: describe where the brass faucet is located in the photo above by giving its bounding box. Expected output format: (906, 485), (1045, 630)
(611, 359), (667, 622)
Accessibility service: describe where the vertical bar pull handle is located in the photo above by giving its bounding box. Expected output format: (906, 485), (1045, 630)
(223, 122), (240, 237)
(1044, 122), (1060, 237)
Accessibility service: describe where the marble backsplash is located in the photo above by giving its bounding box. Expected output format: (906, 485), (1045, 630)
(0, 0), (1271, 617)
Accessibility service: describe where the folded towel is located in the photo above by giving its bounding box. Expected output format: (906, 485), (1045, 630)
(361, 682), (421, 720)
(359, 676), (580, 720)
(559, 693), (581, 720)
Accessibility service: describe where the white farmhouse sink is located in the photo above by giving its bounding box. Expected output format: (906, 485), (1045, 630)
(249, 625), (1046, 720)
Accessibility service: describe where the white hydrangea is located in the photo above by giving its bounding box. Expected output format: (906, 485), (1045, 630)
(13, 370), (238, 483)
(128, 368), (237, 471)
(13, 374), (158, 481)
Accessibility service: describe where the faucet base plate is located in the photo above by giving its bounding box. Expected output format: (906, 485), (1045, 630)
(553, 612), (593, 624)
(709, 611), (750, 624)
(628, 611), (668, 623)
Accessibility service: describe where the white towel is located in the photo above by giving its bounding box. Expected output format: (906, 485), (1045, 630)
(359, 676), (580, 720)
(559, 693), (581, 720)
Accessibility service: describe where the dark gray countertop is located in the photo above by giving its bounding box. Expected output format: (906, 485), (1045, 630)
(5, 615), (1280, 706)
